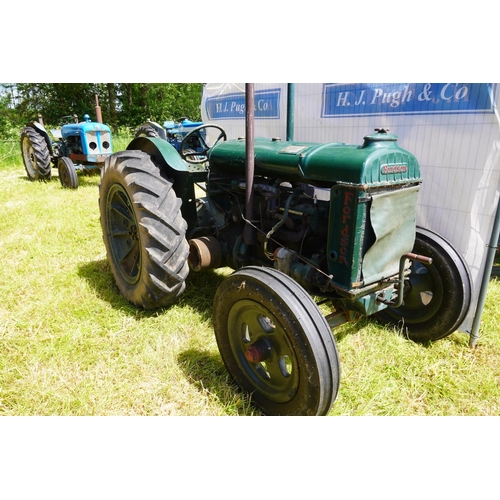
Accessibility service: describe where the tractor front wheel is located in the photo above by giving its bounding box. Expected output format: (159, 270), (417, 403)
(58, 157), (78, 189)
(20, 126), (51, 181)
(213, 266), (340, 416)
(98, 150), (190, 309)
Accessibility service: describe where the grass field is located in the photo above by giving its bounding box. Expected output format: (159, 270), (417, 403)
(1, 134), (499, 416)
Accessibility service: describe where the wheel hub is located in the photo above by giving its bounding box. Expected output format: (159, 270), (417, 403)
(245, 337), (272, 363)
(130, 225), (138, 240)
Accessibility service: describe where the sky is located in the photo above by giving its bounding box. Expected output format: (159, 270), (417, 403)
(2, 4), (498, 84)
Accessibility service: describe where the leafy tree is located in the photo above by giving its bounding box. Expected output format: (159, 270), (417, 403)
(0, 85), (23, 137)
(106, 83), (118, 133)
(15, 83), (109, 125)
(116, 83), (203, 127)
(0, 83), (204, 137)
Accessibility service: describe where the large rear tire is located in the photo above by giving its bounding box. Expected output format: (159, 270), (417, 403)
(213, 266), (340, 416)
(20, 126), (51, 181)
(135, 124), (159, 139)
(99, 150), (190, 309)
(375, 227), (472, 343)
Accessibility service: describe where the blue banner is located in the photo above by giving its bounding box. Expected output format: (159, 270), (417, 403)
(322, 83), (494, 118)
(205, 88), (281, 120)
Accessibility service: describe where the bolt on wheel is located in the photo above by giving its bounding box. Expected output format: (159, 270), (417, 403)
(213, 266), (340, 416)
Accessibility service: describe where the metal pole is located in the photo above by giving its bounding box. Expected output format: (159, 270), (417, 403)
(244, 83), (256, 245)
(469, 196), (500, 347)
(286, 83), (295, 142)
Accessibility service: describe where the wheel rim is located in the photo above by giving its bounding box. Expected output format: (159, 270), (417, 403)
(106, 183), (141, 285)
(388, 260), (444, 324)
(402, 262), (444, 322)
(21, 136), (37, 177)
(227, 299), (299, 403)
(59, 162), (70, 186)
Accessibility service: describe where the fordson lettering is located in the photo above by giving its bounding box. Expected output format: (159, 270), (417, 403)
(339, 190), (354, 266)
(381, 164), (407, 175)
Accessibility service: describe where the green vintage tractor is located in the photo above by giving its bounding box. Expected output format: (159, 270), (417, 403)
(98, 124), (472, 416)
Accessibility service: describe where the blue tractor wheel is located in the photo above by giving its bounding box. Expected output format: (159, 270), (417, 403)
(57, 157), (78, 189)
(20, 126), (51, 181)
(135, 124), (159, 139)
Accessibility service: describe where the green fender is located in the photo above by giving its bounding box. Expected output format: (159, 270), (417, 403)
(126, 136), (197, 230)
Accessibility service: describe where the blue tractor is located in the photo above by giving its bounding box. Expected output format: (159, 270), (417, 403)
(134, 118), (206, 162)
(20, 112), (113, 189)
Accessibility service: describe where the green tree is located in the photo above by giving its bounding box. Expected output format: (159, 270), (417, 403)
(15, 83), (110, 125)
(106, 83), (118, 133)
(0, 84), (23, 137)
(0, 83), (204, 136)
(116, 83), (203, 127)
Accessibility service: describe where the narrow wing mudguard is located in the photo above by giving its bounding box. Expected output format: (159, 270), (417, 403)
(126, 136), (197, 229)
(26, 121), (54, 156)
(145, 120), (167, 140)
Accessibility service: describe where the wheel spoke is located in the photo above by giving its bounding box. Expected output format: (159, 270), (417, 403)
(197, 133), (210, 151)
(404, 263), (436, 309)
(110, 229), (136, 237)
(110, 198), (135, 224)
(265, 354), (293, 380)
(118, 239), (140, 277)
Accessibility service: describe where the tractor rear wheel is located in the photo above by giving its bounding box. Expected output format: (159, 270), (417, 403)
(213, 266), (340, 416)
(182, 148), (205, 167)
(57, 157), (78, 189)
(20, 126), (51, 181)
(99, 150), (190, 309)
(135, 124), (159, 139)
(375, 227), (472, 343)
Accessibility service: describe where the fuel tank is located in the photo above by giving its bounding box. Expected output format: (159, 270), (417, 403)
(208, 130), (421, 187)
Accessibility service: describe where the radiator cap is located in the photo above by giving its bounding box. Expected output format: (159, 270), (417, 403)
(362, 128), (398, 146)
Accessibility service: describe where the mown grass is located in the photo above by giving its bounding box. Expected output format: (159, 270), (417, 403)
(1, 134), (499, 416)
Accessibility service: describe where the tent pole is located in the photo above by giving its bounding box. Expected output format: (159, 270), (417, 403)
(469, 196), (500, 347)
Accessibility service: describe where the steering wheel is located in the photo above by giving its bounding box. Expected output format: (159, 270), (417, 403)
(59, 115), (78, 125)
(180, 124), (227, 164)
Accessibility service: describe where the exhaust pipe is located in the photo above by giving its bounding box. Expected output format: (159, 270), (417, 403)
(95, 94), (103, 123)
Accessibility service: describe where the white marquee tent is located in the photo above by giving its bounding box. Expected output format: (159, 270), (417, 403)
(201, 83), (500, 342)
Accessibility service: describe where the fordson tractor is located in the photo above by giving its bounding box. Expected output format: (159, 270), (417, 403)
(20, 112), (113, 189)
(98, 123), (472, 416)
